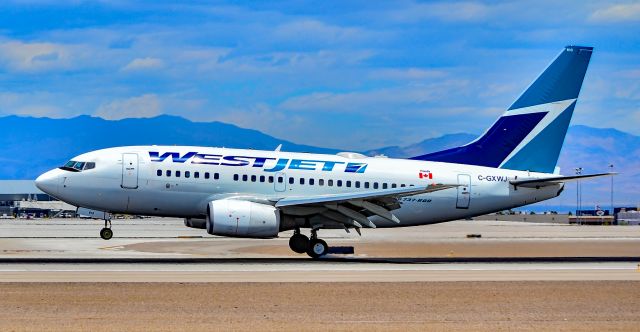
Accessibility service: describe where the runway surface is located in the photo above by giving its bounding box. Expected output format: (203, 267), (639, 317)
(1, 218), (639, 282)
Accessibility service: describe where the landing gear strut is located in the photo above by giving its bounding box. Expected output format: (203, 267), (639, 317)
(100, 219), (113, 240)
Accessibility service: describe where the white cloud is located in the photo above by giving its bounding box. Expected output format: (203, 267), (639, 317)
(369, 68), (448, 81)
(121, 57), (164, 72)
(95, 94), (162, 120)
(590, 3), (640, 22)
(273, 19), (368, 44)
(0, 40), (72, 72)
(388, 2), (490, 23)
(279, 80), (470, 113)
(0, 91), (73, 118)
(11, 105), (66, 118)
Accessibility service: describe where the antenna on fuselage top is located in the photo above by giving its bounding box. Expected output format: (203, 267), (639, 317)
(275, 144), (282, 152)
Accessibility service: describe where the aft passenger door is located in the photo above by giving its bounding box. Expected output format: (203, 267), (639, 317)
(456, 174), (471, 209)
(121, 153), (139, 189)
(274, 172), (286, 192)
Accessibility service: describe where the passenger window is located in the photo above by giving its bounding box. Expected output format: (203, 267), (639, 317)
(157, 170), (162, 177)
(383, 183), (388, 189)
(166, 170), (172, 177)
(205, 172), (210, 179)
(309, 178), (315, 185)
(185, 171), (190, 178)
(392, 183), (397, 188)
(214, 173), (219, 180)
(364, 182), (370, 189)
(176, 171), (181, 177)
(337, 180), (342, 187)
(355, 181), (360, 188)
(194, 172), (199, 179)
(278, 176), (284, 183)
(233, 174), (239, 181)
(289, 177), (294, 184)
(268, 176), (274, 183)
(260, 175), (265, 182)
(251, 175), (256, 182)
(328, 179), (333, 186)
(373, 182), (379, 189)
(242, 174), (248, 181)
(299, 178), (305, 185)
(319, 179), (324, 186)
(401, 184), (406, 187)
(346, 180), (351, 187)
(84, 162), (96, 170)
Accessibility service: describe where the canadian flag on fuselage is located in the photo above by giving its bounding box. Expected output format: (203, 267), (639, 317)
(419, 170), (433, 179)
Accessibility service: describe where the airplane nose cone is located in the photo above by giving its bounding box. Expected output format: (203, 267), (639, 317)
(35, 169), (61, 195)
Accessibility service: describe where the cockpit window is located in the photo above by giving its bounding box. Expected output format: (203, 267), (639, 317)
(59, 160), (96, 172)
(73, 162), (85, 170)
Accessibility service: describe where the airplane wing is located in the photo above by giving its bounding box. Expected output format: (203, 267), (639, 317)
(273, 184), (457, 230)
(510, 172), (616, 189)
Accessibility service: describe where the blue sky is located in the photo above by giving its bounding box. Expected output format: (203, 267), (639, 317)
(0, 1), (638, 150)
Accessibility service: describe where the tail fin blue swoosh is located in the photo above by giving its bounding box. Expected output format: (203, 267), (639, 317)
(410, 45), (593, 173)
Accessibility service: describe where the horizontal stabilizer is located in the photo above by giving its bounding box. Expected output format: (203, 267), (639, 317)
(510, 172), (616, 188)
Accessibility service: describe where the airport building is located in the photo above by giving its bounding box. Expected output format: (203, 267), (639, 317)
(0, 180), (76, 218)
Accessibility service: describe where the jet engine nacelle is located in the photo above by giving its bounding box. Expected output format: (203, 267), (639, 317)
(184, 217), (206, 229)
(206, 200), (280, 238)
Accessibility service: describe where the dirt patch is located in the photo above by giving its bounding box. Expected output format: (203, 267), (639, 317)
(151, 239), (640, 258)
(235, 239), (640, 258)
(0, 281), (638, 331)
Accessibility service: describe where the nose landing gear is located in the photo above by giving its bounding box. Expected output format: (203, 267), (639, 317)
(100, 219), (113, 240)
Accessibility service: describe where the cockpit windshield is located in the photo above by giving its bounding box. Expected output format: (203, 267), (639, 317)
(60, 160), (96, 172)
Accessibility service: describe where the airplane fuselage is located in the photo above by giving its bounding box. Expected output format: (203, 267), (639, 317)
(37, 145), (562, 228)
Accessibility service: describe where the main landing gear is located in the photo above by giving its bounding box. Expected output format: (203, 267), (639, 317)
(100, 219), (113, 240)
(288, 229), (329, 259)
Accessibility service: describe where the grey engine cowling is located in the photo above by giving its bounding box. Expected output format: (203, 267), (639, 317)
(205, 200), (281, 238)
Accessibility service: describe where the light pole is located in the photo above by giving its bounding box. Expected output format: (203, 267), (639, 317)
(575, 167), (583, 224)
(609, 164), (614, 217)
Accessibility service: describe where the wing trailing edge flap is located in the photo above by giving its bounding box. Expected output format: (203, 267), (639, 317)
(274, 183), (457, 229)
(510, 172), (616, 188)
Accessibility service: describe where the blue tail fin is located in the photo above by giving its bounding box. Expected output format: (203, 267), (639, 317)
(410, 45), (593, 173)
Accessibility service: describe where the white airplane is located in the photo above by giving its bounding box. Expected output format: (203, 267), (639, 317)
(36, 45), (611, 258)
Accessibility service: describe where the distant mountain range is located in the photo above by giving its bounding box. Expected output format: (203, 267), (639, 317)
(364, 133), (476, 158)
(1, 115), (637, 207)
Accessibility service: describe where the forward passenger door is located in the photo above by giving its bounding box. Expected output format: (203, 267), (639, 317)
(121, 153), (139, 189)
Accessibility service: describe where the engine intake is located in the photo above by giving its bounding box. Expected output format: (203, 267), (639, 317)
(206, 200), (280, 238)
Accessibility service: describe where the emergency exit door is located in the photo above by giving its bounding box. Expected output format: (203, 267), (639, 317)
(456, 174), (471, 209)
(121, 153), (139, 189)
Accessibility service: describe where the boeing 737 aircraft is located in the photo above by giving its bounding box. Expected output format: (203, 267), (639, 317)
(36, 45), (611, 258)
